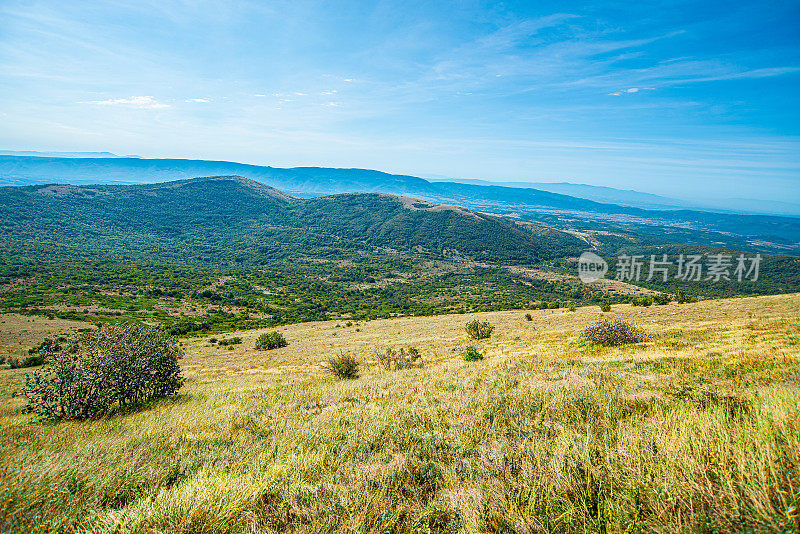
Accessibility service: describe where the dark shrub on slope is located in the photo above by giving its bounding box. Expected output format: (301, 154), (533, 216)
(23, 324), (184, 420)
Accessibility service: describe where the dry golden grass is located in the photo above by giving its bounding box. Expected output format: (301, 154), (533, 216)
(1, 294), (799, 533)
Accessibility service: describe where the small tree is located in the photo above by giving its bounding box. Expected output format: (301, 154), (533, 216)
(255, 331), (287, 350)
(524, 313), (533, 321)
(323, 353), (360, 379)
(378, 347), (422, 370)
(582, 318), (648, 346)
(599, 301), (612, 312)
(22, 324), (184, 420)
(462, 346), (484, 361)
(466, 320), (494, 340)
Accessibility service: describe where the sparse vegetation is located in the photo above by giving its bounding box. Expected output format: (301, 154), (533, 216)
(465, 319), (494, 340)
(582, 317), (648, 346)
(255, 331), (287, 350)
(1, 292), (798, 533)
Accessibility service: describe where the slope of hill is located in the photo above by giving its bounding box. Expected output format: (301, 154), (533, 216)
(2, 155), (798, 254)
(0, 175), (584, 265)
(1, 293), (798, 532)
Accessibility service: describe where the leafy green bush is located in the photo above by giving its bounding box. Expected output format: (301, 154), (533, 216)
(9, 355), (44, 369)
(582, 318), (648, 346)
(22, 324), (184, 420)
(524, 313), (533, 321)
(378, 347), (422, 370)
(462, 346), (484, 361)
(653, 293), (672, 305)
(255, 331), (288, 350)
(466, 320), (494, 340)
(599, 301), (612, 312)
(632, 296), (653, 307)
(323, 353), (360, 379)
(218, 337), (243, 346)
(676, 291), (698, 304)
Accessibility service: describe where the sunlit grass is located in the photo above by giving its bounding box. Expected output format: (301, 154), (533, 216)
(1, 294), (799, 533)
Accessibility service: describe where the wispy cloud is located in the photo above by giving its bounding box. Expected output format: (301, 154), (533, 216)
(81, 96), (170, 109)
(185, 97), (210, 103)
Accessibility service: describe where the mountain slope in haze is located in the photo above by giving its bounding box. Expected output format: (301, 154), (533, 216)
(0, 175), (585, 266)
(2, 155), (798, 251)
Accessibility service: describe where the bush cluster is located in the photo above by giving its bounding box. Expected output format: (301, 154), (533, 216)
(323, 353), (360, 379)
(9, 355), (44, 369)
(676, 291), (698, 304)
(255, 331), (288, 350)
(465, 320), (494, 340)
(599, 301), (612, 312)
(22, 324), (184, 420)
(462, 346), (484, 361)
(377, 347), (422, 370)
(582, 318), (648, 346)
(632, 296), (653, 307)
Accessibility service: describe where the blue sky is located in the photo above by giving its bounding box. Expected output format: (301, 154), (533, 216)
(1, 0), (799, 202)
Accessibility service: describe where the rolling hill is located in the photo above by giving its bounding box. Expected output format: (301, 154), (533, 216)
(2, 155), (798, 255)
(0, 175), (585, 266)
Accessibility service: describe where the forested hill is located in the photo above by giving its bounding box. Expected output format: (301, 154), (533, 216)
(3, 155), (798, 251)
(0, 175), (585, 266)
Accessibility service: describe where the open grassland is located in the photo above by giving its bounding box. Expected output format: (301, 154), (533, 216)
(1, 294), (799, 533)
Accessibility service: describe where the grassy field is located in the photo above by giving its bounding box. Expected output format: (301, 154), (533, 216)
(1, 294), (799, 533)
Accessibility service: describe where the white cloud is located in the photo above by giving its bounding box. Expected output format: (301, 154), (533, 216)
(321, 90), (337, 95)
(254, 94), (267, 97)
(626, 87), (639, 93)
(82, 96), (170, 109)
(185, 97), (210, 103)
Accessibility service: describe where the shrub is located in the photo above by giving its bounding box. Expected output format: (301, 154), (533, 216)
(462, 346), (484, 361)
(378, 347), (422, 370)
(9, 355), (44, 369)
(632, 296), (653, 307)
(653, 293), (672, 305)
(582, 318), (648, 346)
(599, 301), (612, 312)
(323, 353), (360, 379)
(676, 291), (698, 304)
(28, 337), (66, 355)
(22, 323), (184, 420)
(569, 305), (577, 312)
(256, 331), (288, 350)
(466, 320), (494, 340)
(525, 313), (533, 321)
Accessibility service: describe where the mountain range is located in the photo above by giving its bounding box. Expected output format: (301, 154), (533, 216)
(1, 154), (798, 255)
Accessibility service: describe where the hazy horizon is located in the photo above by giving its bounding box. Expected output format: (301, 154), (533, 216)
(1, 1), (799, 204)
